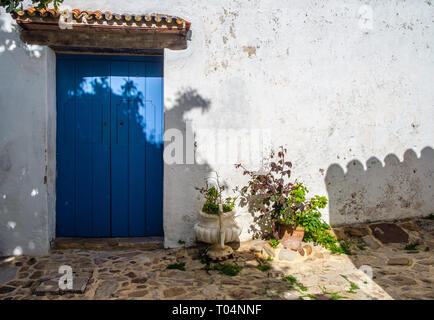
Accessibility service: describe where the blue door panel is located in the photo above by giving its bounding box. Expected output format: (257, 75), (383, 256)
(89, 61), (111, 237)
(128, 62), (147, 236)
(145, 62), (164, 236)
(56, 55), (163, 237)
(110, 61), (130, 236)
(56, 59), (76, 236)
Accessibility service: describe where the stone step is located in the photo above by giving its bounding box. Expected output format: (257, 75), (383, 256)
(53, 237), (164, 250)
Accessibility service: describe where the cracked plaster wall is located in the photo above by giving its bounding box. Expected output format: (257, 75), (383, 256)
(0, 1), (433, 253)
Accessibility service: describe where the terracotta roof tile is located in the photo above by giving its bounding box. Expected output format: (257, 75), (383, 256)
(12, 7), (191, 31)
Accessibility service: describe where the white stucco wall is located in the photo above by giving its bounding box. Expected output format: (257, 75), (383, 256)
(0, 1), (433, 254)
(160, 0), (434, 246)
(0, 10), (56, 256)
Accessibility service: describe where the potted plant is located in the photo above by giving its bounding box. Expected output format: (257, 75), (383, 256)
(235, 146), (295, 241)
(235, 146), (328, 248)
(277, 183), (328, 244)
(194, 174), (241, 259)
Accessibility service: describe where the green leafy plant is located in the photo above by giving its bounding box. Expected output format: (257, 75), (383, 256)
(298, 284), (308, 292)
(341, 275), (359, 294)
(223, 196), (237, 213)
(277, 183), (328, 229)
(424, 213), (434, 220)
(195, 174), (237, 214)
(269, 239), (280, 249)
(0, 0), (63, 12)
(348, 282), (359, 294)
(286, 184), (351, 254)
(166, 262), (186, 271)
(236, 147), (348, 254)
(329, 240), (352, 255)
(257, 264), (271, 272)
(199, 248), (211, 265)
(209, 263), (243, 276)
(323, 291), (345, 300)
(404, 243), (419, 251)
(281, 274), (307, 292)
(235, 146), (294, 236)
(281, 274), (298, 285)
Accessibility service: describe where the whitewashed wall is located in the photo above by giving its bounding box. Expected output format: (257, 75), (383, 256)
(0, 9), (56, 255)
(0, 1), (433, 254)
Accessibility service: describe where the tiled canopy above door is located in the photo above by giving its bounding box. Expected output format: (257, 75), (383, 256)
(11, 8), (191, 52)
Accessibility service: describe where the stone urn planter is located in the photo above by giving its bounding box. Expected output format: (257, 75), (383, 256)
(194, 205), (242, 260)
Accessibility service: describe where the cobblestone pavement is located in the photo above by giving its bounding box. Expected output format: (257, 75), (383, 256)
(0, 217), (432, 300)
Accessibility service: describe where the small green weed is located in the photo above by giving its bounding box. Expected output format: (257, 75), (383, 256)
(281, 274), (307, 292)
(330, 240), (352, 255)
(424, 213), (434, 220)
(166, 262), (186, 271)
(257, 264), (272, 272)
(347, 282), (360, 294)
(199, 247), (211, 265)
(357, 244), (366, 251)
(340, 274), (359, 294)
(323, 291), (345, 300)
(298, 284), (308, 292)
(331, 293), (345, 300)
(281, 274), (297, 285)
(210, 263), (243, 276)
(404, 243), (419, 251)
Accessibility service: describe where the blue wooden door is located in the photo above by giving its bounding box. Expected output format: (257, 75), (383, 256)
(56, 55), (163, 237)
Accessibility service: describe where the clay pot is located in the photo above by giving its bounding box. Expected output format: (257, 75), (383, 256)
(277, 224), (305, 242)
(278, 224), (305, 251)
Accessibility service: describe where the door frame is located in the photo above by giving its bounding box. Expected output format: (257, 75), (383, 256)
(52, 51), (165, 239)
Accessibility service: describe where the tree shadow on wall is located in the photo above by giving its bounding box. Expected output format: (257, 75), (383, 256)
(164, 88), (221, 247)
(57, 73), (169, 237)
(0, 12), (46, 256)
(325, 147), (434, 227)
(0, 12), (43, 58)
(239, 190), (274, 240)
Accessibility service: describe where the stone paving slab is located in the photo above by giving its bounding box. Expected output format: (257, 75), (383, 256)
(0, 267), (17, 285)
(0, 217), (432, 300)
(54, 237), (164, 250)
(33, 271), (92, 296)
(369, 223), (409, 244)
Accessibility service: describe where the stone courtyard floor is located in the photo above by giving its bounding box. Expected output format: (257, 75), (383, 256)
(0, 217), (433, 300)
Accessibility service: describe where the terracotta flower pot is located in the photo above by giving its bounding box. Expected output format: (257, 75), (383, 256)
(277, 224), (305, 242)
(278, 224), (305, 251)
